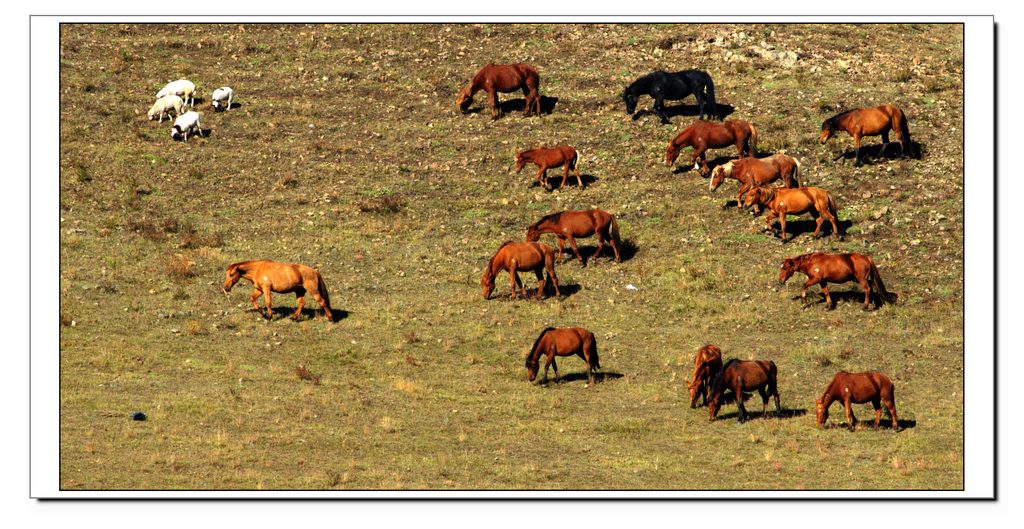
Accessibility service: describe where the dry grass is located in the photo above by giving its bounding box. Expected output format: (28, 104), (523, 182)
(58, 23), (963, 491)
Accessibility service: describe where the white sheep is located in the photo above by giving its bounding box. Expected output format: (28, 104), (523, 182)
(156, 79), (197, 107)
(147, 94), (184, 123)
(211, 86), (234, 111)
(170, 111), (203, 142)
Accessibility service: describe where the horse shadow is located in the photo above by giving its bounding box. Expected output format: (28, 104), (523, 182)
(714, 407), (808, 422)
(672, 155), (733, 176)
(259, 306), (349, 322)
(540, 371), (624, 385)
(501, 281), (582, 301)
(790, 289), (886, 308)
(822, 418), (916, 431)
(570, 237), (639, 265)
(763, 218), (853, 241)
(832, 140), (924, 164)
(529, 173), (599, 190)
(663, 102), (736, 120)
(497, 95), (559, 115)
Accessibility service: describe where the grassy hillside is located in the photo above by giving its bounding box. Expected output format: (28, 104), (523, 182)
(58, 23), (964, 490)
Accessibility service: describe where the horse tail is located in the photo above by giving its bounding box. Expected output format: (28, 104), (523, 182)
(588, 333), (601, 371)
(791, 157), (801, 188)
(748, 123), (758, 156)
(869, 260), (897, 307)
(316, 270), (334, 321)
(527, 327), (556, 367)
(893, 106), (914, 158)
(703, 73), (719, 119)
(609, 214), (622, 248)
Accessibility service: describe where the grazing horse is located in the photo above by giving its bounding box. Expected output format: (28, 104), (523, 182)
(688, 344), (723, 408)
(525, 327), (600, 386)
(222, 260), (334, 322)
(481, 241), (560, 300)
(666, 120), (757, 175)
(820, 104), (914, 166)
(708, 359), (781, 422)
(515, 145), (582, 190)
(710, 154), (801, 211)
(743, 185), (842, 243)
(526, 209), (622, 266)
(622, 69), (719, 123)
(779, 252), (896, 311)
(457, 63), (541, 120)
(816, 371), (898, 431)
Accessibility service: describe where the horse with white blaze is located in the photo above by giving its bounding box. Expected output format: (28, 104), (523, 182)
(156, 79), (196, 107)
(170, 111), (203, 142)
(147, 94), (184, 122)
(211, 86), (234, 111)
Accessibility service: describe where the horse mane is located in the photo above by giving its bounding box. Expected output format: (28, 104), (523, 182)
(711, 358), (740, 391)
(824, 109), (856, 129)
(229, 259), (268, 272)
(535, 211), (563, 226)
(486, 241), (516, 273)
(526, 327), (556, 367)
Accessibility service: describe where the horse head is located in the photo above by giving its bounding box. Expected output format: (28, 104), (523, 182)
(779, 257), (799, 284)
(514, 152), (527, 173)
(815, 398), (828, 427)
(456, 85), (473, 113)
(622, 88), (638, 115)
(480, 265), (495, 300)
(709, 162), (732, 191)
(687, 378), (703, 408)
(525, 224), (541, 242)
(223, 263), (243, 293)
(819, 120), (835, 144)
(707, 391), (721, 421)
(665, 142), (680, 166)
(525, 353), (539, 382)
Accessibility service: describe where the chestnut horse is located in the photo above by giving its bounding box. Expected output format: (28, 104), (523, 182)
(457, 63), (541, 120)
(525, 327), (600, 386)
(708, 359), (780, 422)
(710, 154), (801, 211)
(779, 252), (896, 311)
(816, 371), (898, 431)
(744, 185), (842, 243)
(688, 344), (723, 408)
(666, 119), (757, 175)
(481, 241), (560, 300)
(223, 260), (334, 322)
(820, 104), (913, 165)
(526, 209), (622, 266)
(515, 145), (582, 190)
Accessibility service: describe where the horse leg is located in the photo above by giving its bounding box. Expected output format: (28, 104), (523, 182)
(654, 93), (670, 124)
(826, 211), (842, 241)
(542, 354), (551, 384)
(881, 131), (891, 156)
(800, 278), (821, 308)
(558, 164), (569, 190)
(852, 133), (863, 166)
(537, 166), (550, 190)
(778, 214), (788, 243)
(521, 86), (532, 116)
(291, 294), (305, 320)
(263, 289), (274, 320)
(844, 395), (856, 431)
(551, 356), (559, 383)
(758, 387), (769, 418)
(813, 214), (825, 238)
(508, 263), (519, 300)
(556, 238), (567, 264)
(566, 234), (583, 267)
(690, 148), (704, 173)
(573, 162), (583, 189)
(249, 288), (262, 311)
(734, 379), (747, 422)
(595, 231), (606, 262)
(872, 399), (883, 430)
(534, 269), (546, 300)
(885, 399), (899, 430)
(608, 228), (622, 263)
(859, 276), (872, 311)
(488, 89), (500, 120)
(822, 284), (834, 310)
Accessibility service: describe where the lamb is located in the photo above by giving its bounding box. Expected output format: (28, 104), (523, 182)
(211, 86), (234, 111)
(156, 79), (196, 107)
(170, 111), (204, 142)
(147, 94), (184, 123)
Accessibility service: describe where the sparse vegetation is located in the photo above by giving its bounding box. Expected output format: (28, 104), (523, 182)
(59, 23), (963, 491)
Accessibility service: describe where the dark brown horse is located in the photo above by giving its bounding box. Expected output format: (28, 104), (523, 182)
(744, 185), (842, 243)
(779, 252), (896, 311)
(223, 260), (334, 322)
(708, 359), (781, 422)
(816, 371), (898, 431)
(820, 104), (913, 166)
(666, 119), (757, 174)
(481, 241), (560, 300)
(457, 63), (541, 120)
(526, 209), (621, 266)
(515, 145), (582, 190)
(710, 153), (801, 211)
(525, 327), (600, 386)
(688, 344), (723, 408)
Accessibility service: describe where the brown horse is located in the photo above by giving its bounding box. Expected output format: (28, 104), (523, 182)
(457, 63), (541, 120)
(223, 260), (334, 322)
(779, 252), (896, 311)
(666, 119), (757, 174)
(744, 185), (842, 243)
(526, 209), (621, 266)
(708, 359), (781, 422)
(710, 154), (801, 211)
(481, 241), (560, 300)
(515, 145), (582, 190)
(816, 371), (898, 431)
(820, 104), (914, 166)
(525, 327), (600, 386)
(688, 344), (723, 408)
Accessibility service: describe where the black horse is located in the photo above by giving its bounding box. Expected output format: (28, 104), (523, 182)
(622, 69), (719, 124)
